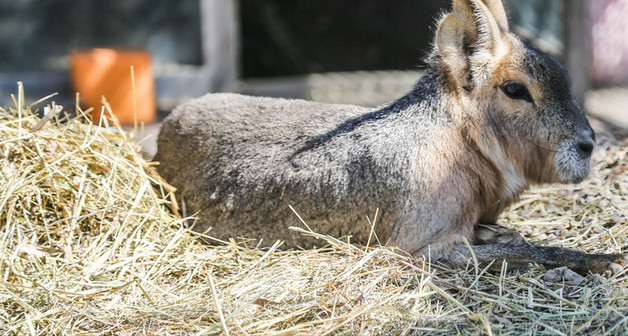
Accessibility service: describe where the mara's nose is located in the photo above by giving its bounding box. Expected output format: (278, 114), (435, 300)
(576, 129), (595, 159)
(577, 140), (594, 158)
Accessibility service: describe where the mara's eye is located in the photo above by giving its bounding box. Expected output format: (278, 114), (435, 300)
(501, 82), (533, 103)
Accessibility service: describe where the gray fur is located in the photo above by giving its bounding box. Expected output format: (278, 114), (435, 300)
(155, 73), (452, 253)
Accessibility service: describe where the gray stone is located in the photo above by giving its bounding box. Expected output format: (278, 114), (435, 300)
(544, 266), (585, 285)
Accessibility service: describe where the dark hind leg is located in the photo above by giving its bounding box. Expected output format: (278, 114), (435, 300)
(440, 244), (627, 274)
(442, 223), (627, 274)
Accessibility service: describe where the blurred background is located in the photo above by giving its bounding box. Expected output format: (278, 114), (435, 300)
(0, 0), (626, 155)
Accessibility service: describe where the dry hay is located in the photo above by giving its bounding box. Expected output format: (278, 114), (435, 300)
(1, 89), (627, 336)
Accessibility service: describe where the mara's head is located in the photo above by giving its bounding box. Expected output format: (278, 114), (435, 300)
(434, 0), (595, 185)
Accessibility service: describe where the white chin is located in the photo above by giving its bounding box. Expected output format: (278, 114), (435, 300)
(569, 174), (587, 184)
(555, 169), (589, 184)
(554, 142), (591, 184)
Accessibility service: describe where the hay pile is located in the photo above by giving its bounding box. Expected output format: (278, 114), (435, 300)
(1, 90), (627, 335)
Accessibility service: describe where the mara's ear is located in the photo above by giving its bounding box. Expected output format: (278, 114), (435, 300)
(480, 0), (509, 33)
(436, 0), (509, 89)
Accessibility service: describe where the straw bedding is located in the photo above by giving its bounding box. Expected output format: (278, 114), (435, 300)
(0, 90), (627, 335)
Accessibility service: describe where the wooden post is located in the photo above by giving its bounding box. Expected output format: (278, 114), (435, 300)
(564, 0), (590, 108)
(200, 0), (239, 92)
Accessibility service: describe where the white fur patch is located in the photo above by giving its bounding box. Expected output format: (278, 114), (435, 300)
(554, 140), (591, 183)
(477, 137), (527, 200)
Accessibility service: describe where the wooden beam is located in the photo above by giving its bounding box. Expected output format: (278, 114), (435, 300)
(564, 0), (590, 108)
(200, 0), (239, 92)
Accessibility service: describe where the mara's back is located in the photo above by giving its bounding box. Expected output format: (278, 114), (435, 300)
(156, 81), (447, 248)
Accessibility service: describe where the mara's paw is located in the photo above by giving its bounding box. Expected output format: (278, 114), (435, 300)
(605, 255), (627, 275)
(587, 254), (627, 275)
(475, 223), (526, 246)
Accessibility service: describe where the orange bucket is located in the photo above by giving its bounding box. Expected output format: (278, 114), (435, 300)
(70, 48), (156, 125)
